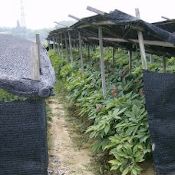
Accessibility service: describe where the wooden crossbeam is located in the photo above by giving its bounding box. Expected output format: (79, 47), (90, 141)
(87, 6), (105, 15)
(87, 37), (175, 48)
(68, 14), (80, 21)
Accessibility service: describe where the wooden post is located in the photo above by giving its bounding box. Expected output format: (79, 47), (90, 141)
(150, 54), (152, 63)
(55, 38), (57, 52)
(64, 32), (69, 61)
(54, 38), (57, 53)
(33, 34), (40, 80)
(56, 37), (59, 54)
(48, 39), (51, 50)
(163, 57), (167, 72)
(53, 37), (56, 50)
(87, 44), (90, 59)
(58, 35), (61, 55)
(60, 33), (64, 58)
(78, 31), (83, 69)
(135, 8), (147, 70)
(98, 26), (106, 97)
(68, 30), (73, 63)
(112, 47), (115, 65)
(128, 50), (132, 73)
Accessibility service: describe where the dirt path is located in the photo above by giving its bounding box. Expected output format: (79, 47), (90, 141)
(47, 97), (155, 175)
(47, 98), (95, 175)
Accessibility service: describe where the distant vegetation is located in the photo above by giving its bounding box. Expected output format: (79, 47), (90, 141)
(0, 20), (75, 44)
(0, 26), (51, 43)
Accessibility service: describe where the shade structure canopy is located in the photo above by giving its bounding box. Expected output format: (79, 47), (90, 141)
(48, 9), (175, 57)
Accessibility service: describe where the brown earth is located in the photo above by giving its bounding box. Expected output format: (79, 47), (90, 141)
(47, 98), (95, 175)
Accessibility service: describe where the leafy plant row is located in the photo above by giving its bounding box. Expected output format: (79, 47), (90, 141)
(49, 48), (175, 175)
(0, 89), (27, 102)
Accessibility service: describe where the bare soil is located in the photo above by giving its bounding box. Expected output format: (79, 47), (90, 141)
(140, 161), (155, 175)
(47, 98), (95, 175)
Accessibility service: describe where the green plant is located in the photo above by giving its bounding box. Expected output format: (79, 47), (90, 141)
(105, 103), (151, 175)
(48, 49), (67, 77)
(0, 89), (27, 102)
(49, 49), (153, 175)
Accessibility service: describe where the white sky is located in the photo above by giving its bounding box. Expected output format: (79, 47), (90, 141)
(0, 0), (175, 29)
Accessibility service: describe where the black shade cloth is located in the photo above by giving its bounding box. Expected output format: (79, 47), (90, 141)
(144, 70), (175, 175)
(154, 20), (175, 33)
(0, 99), (48, 175)
(0, 34), (55, 97)
(72, 9), (175, 44)
(48, 9), (175, 57)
